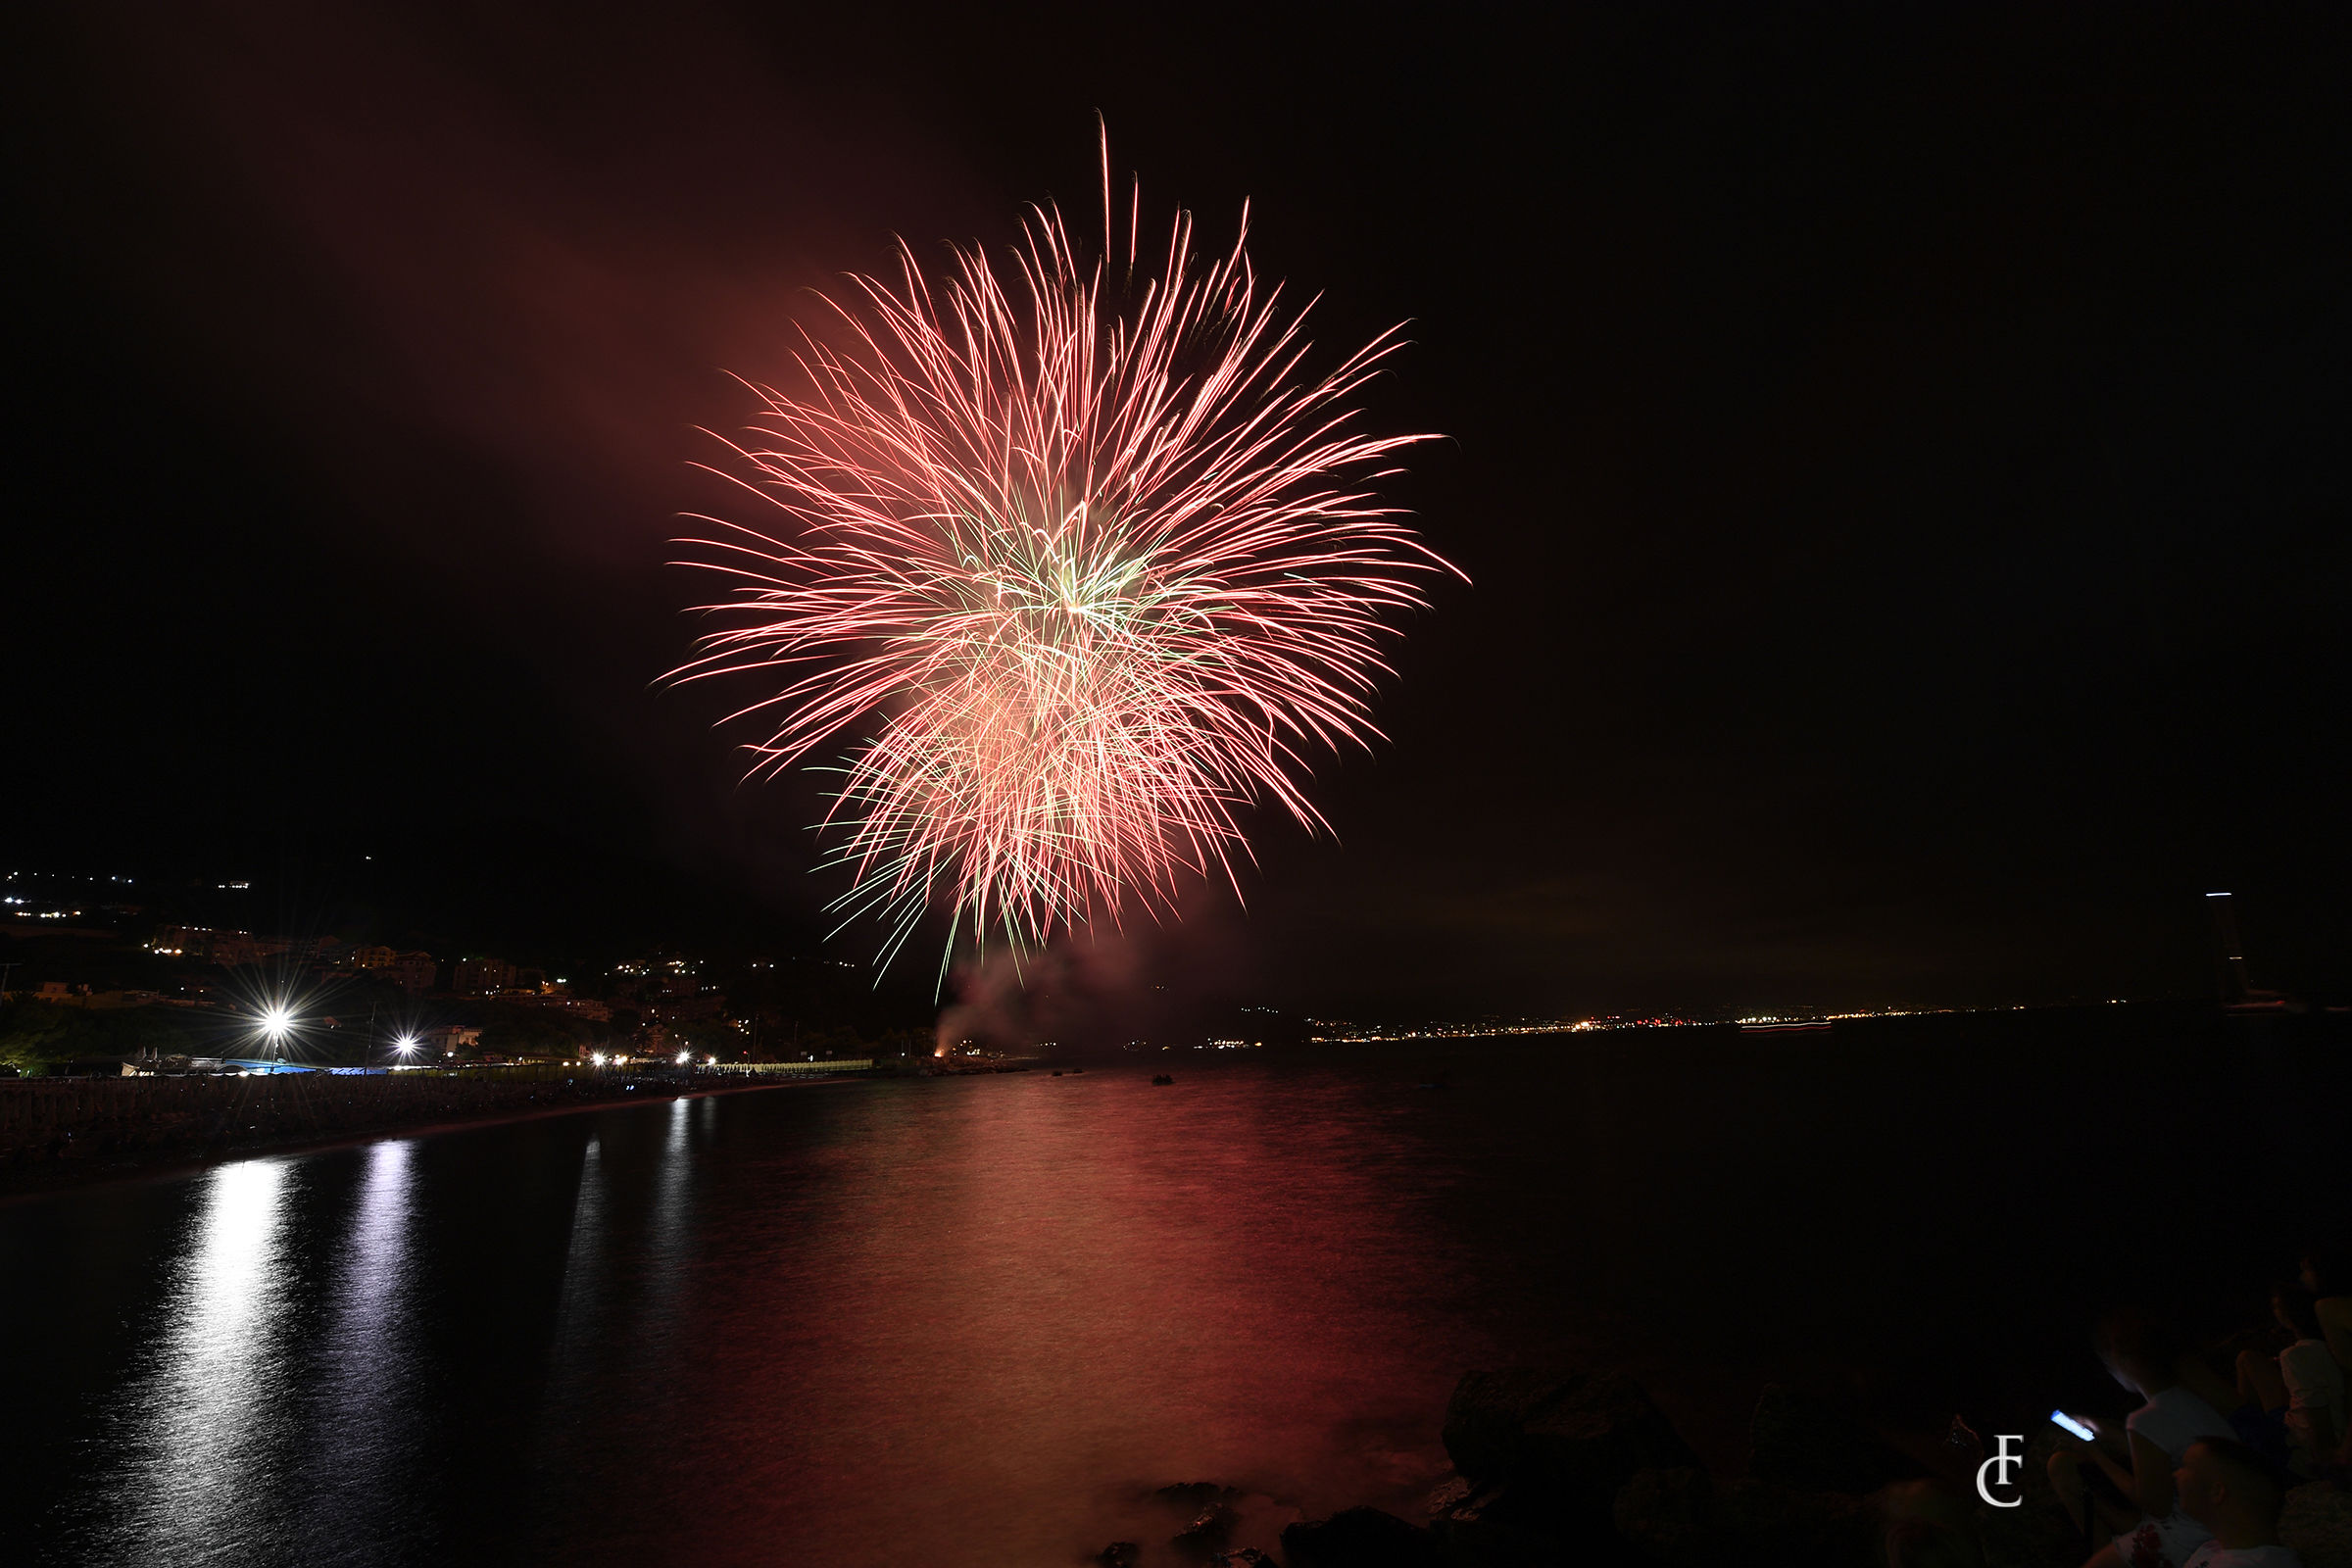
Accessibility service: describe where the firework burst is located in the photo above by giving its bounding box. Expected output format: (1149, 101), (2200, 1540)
(670, 144), (1459, 975)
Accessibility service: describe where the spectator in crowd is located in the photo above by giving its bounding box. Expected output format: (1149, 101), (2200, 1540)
(2175, 1436), (2302, 1568)
(2299, 1246), (2352, 1373)
(2220, 1287), (2302, 1472)
(2049, 1308), (2237, 1568)
(1883, 1475), (1986, 1568)
(2263, 1283), (2344, 1476)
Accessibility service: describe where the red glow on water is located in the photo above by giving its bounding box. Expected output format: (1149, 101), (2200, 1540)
(586, 1073), (1480, 1563)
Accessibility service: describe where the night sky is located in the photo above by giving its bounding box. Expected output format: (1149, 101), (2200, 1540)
(9, 2), (2349, 1018)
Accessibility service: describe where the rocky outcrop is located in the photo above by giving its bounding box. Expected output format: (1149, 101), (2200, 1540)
(1710, 1477), (1877, 1565)
(1095, 1368), (2099, 1566)
(1171, 1500), (1239, 1561)
(1608, 1465), (1714, 1562)
(1279, 1506), (1442, 1567)
(1442, 1367), (1700, 1534)
(1746, 1384), (1925, 1495)
(1425, 1476), (1578, 1565)
(1425, 1367), (1975, 1564)
(1138, 1481), (1292, 1565)
(1611, 1465), (1878, 1567)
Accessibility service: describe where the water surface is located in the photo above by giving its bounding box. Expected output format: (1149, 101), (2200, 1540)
(6, 1007), (2343, 1565)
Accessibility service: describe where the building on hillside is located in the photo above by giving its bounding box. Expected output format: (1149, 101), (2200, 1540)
(210, 933), (294, 966)
(497, 990), (613, 1023)
(613, 956), (704, 1000)
(350, 944), (398, 970)
(148, 925), (231, 959)
(644, 994), (727, 1024)
(385, 953), (439, 993)
(452, 956), (514, 995)
(419, 1024), (481, 1057)
(18, 985), (156, 1009)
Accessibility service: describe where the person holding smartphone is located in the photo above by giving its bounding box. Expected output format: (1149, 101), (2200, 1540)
(2048, 1308), (2236, 1568)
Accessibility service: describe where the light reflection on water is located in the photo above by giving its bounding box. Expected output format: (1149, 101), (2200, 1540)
(89, 1156), (298, 1564)
(642, 1096), (693, 1329)
(8, 1021), (2346, 1566)
(65, 1144), (432, 1566)
(553, 1135), (607, 1338)
(302, 1140), (422, 1561)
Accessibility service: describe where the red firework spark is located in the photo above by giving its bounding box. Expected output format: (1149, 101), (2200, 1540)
(670, 145), (1459, 973)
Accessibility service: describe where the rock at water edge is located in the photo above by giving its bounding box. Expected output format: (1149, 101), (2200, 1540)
(1280, 1506), (1442, 1568)
(1441, 1367), (1699, 1529)
(1746, 1384), (1922, 1496)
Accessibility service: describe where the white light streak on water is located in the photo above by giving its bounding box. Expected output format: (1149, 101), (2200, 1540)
(641, 1096), (695, 1334)
(96, 1157), (298, 1560)
(551, 1136), (607, 1341)
(303, 1139), (420, 1548)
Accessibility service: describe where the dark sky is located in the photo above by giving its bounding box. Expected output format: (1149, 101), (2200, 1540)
(8, 1), (2348, 1017)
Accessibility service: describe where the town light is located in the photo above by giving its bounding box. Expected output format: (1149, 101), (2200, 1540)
(394, 1034), (419, 1055)
(591, 1053), (606, 1066)
(675, 1051), (690, 1065)
(253, 1002), (298, 1060)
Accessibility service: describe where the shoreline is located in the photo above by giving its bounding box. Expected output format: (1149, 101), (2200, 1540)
(0, 1072), (870, 1205)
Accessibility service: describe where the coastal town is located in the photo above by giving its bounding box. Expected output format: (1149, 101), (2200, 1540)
(6, 866), (2209, 1086)
(0, 866), (930, 1079)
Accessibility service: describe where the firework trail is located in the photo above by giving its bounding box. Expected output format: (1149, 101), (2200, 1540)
(669, 142), (1459, 976)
